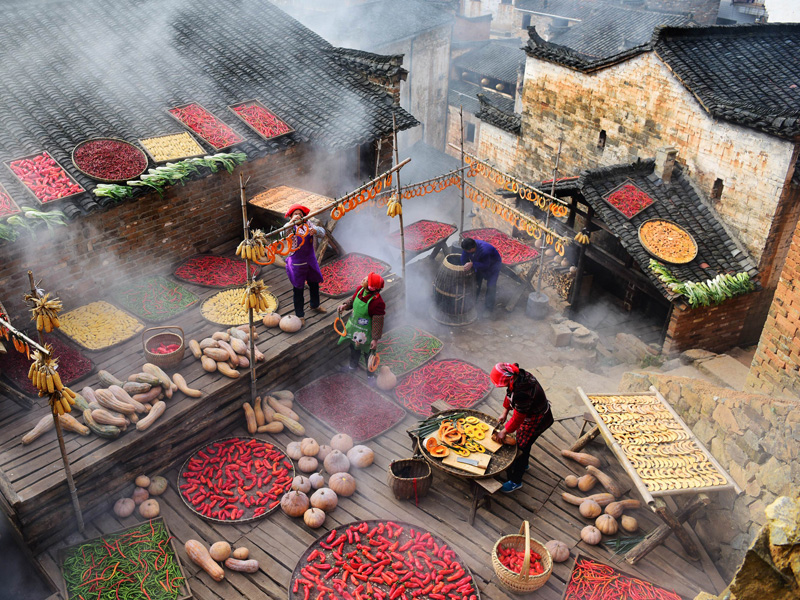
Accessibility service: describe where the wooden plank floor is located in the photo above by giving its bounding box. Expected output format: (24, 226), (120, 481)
(33, 376), (723, 600)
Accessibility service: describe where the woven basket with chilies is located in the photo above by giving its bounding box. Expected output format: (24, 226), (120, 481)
(491, 520), (552, 594)
(142, 326), (185, 369)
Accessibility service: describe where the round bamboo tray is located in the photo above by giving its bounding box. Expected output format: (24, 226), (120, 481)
(387, 458), (432, 501)
(491, 521), (552, 594)
(142, 326), (185, 369)
(638, 218), (698, 264)
(71, 137), (149, 183)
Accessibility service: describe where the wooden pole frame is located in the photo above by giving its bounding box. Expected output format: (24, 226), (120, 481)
(239, 174), (258, 405)
(536, 139), (562, 294)
(459, 106), (466, 234)
(392, 113), (407, 304)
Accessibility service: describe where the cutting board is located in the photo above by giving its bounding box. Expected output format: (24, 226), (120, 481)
(442, 452), (491, 475)
(474, 420), (503, 453)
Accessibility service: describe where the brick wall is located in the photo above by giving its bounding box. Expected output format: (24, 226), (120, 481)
(747, 214), (800, 398)
(445, 106), (481, 159)
(0, 145), (356, 323)
(477, 121), (518, 174)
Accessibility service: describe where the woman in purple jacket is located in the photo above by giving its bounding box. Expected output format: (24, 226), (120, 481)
(284, 204), (327, 323)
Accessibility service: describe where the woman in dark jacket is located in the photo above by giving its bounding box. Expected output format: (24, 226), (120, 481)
(490, 362), (554, 493)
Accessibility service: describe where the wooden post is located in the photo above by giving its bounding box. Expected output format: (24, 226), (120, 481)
(26, 271), (84, 533)
(392, 113), (407, 303)
(568, 230), (589, 313)
(570, 423), (600, 452)
(239, 174), (258, 404)
(459, 106), (466, 234)
(535, 139), (562, 294)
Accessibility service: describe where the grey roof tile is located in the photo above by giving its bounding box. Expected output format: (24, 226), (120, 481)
(448, 79), (515, 115)
(453, 41), (525, 84)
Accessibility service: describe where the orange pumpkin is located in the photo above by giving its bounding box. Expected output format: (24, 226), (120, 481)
(430, 445), (449, 458)
(425, 437), (439, 453)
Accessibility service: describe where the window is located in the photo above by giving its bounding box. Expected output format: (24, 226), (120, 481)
(712, 178), (724, 200)
(522, 14), (532, 28)
(597, 130), (606, 150)
(465, 123), (476, 143)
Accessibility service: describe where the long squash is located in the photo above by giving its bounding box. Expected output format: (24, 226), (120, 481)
(83, 409), (121, 439)
(561, 449), (601, 468)
(109, 385), (146, 413)
(59, 413), (90, 436)
(91, 409), (128, 428)
(562, 491), (615, 507)
(136, 401), (166, 431)
(243, 402), (257, 435)
(185, 540), (224, 581)
(586, 465), (624, 498)
(22, 414), (54, 445)
(143, 363), (173, 398)
(273, 413), (305, 435)
(172, 373), (201, 398)
(267, 396), (299, 421)
(95, 389), (135, 415)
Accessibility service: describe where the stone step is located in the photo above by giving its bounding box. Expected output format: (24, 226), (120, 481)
(696, 354), (751, 391)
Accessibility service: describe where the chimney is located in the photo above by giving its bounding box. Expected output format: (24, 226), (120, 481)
(654, 147), (678, 184)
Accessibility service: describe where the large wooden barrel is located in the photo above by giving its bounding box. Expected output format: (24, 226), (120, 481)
(432, 254), (476, 326)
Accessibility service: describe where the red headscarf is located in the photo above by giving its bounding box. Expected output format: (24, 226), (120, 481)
(284, 204), (310, 218)
(490, 363), (518, 387)
(367, 272), (384, 290)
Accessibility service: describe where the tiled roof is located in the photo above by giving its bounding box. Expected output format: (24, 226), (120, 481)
(525, 27), (653, 73)
(331, 48), (407, 80)
(476, 95), (521, 135)
(0, 0), (417, 219)
(578, 160), (758, 300)
(654, 24), (800, 139)
(516, 0), (605, 22)
(453, 41), (525, 85)
(448, 79), (515, 115)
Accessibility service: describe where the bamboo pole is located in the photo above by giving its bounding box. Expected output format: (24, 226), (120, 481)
(536, 139), (562, 294)
(26, 271), (84, 533)
(0, 317), (50, 356)
(392, 113), (407, 299)
(459, 106), (466, 234)
(239, 174), (258, 404)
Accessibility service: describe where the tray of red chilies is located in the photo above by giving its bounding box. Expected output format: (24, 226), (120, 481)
(290, 519), (480, 600)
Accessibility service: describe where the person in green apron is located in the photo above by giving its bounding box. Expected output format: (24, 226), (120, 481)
(337, 272), (386, 384)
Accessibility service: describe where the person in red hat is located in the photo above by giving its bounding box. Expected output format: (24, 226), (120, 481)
(284, 204), (327, 324)
(337, 272), (386, 384)
(490, 362), (553, 493)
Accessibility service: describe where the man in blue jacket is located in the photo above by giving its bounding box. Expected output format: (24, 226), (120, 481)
(461, 237), (502, 314)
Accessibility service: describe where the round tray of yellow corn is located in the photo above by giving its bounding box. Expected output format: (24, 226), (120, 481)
(57, 301), (145, 351)
(200, 287), (279, 326)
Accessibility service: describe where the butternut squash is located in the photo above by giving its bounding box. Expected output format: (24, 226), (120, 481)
(252, 345), (265, 362)
(212, 331), (231, 342)
(123, 381), (151, 396)
(271, 390), (294, 403)
(132, 386), (162, 404)
(83, 409), (121, 439)
(95, 389), (135, 415)
(188, 339), (202, 359)
(22, 414), (54, 445)
(585, 465), (624, 498)
(273, 413), (305, 435)
(201, 356), (217, 373)
(224, 558), (259, 573)
(203, 347), (229, 362)
(216, 361), (240, 379)
(81, 386), (98, 404)
(254, 397), (265, 427)
(267, 396), (299, 421)
(136, 401), (166, 431)
(109, 385), (146, 413)
(98, 370), (124, 388)
(257, 422), (284, 433)
(229, 337), (248, 355)
(236, 355), (250, 368)
(172, 373), (202, 398)
(217, 340), (237, 364)
(185, 540), (225, 582)
(199, 338), (219, 350)
(59, 413), (90, 435)
(262, 403), (275, 423)
(561, 449), (601, 468)
(91, 409), (128, 428)
(243, 402), (257, 435)
(604, 499), (641, 519)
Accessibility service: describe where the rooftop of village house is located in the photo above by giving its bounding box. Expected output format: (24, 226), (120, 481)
(453, 41), (525, 87)
(0, 0), (417, 220)
(525, 22), (800, 138)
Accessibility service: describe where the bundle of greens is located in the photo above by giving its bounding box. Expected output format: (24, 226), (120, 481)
(650, 259), (754, 307)
(0, 206), (68, 242)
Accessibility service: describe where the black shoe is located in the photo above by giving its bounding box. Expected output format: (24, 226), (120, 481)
(339, 364), (357, 374)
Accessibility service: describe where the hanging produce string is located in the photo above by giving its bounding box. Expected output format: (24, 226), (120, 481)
(372, 166), (468, 206)
(0, 315), (50, 358)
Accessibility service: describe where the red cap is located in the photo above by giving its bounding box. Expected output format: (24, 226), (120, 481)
(285, 204), (310, 218)
(367, 272), (384, 290)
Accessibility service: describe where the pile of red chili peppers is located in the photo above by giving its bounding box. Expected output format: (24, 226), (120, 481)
(320, 253), (390, 297)
(461, 229), (539, 265)
(394, 360), (491, 417)
(232, 101), (292, 139)
(0, 334), (92, 395)
(564, 557), (683, 600)
(605, 184), (654, 219)
(179, 437), (293, 521)
(115, 276), (198, 322)
(376, 326), (443, 377)
(387, 221), (457, 252)
(169, 103), (244, 149)
(496, 545), (544, 575)
(8, 151), (84, 203)
(294, 374), (406, 443)
(73, 139), (148, 182)
(0, 184), (20, 218)
(292, 520), (478, 600)
(61, 519), (186, 600)
(174, 255), (257, 287)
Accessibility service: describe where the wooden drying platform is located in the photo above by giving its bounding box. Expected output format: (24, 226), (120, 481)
(0, 239), (402, 554)
(32, 370), (725, 600)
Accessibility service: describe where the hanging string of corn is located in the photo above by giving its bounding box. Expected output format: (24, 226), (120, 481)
(27, 345), (77, 414)
(26, 291), (62, 333)
(236, 228), (268, 262)
(240, 280), (272, 313)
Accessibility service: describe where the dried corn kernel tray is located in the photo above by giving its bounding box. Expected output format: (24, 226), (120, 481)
(58, 301), (144, 351)
(585, 392), (731, 494)
(138, 132), (206, 163)
(200, 287), (278, 326)
(638, 219), (698, 265)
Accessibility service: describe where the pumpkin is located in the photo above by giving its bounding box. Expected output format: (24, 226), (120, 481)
(304, 508), (326, 529)
(577, 474), (597, 492)
(309, 472), (325, 489)
(564, 475), (578, 488)
(286, 441), (303, 460)
(310, 488), (338, 512)
(580, 526), (602, 545)
(301, 438), (320, 456)
(132, 487), (149, 505)
(298, 456), (319, 473)
(544, 540), (570, 563)
(262, 313), (281, 328)
(279, 315), (302, 333)
(346, 445), (374, 468)
(317, 445), (333, 462)
(579, 499), (602, 518)
(595, 514), (618, 535)
(139, 499), (160, 518)
(135, 475), (151, 488)
(114, 498), (135, 518)
(329, 472), (356, 497)
(330, 433), (354, 453)
(281, 490), (309, 517)
(232, 548), (250, 560)
(621, 515), (639, 533)
(376, 366), (397, 391)
(292, 476), (312, 494)
(324, 449), (350, 474)
(185, 540), (225, 582)
(209, 541), (232, 562)
(148, 476), (168, 496)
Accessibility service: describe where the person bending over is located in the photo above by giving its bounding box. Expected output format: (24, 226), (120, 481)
(461, 237), (502, 314)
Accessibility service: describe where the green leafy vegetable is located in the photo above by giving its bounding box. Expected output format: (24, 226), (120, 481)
(650, 259), (754, 307)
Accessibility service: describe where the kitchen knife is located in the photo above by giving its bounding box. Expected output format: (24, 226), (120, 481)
(456, 456), (479, 466)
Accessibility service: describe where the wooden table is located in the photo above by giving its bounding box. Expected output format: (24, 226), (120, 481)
(574, 386), (741, 564)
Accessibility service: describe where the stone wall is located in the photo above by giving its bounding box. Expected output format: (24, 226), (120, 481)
(477, 121), (519, 175)
(747, 213), (800, 398)
(619, 370), (800, 577)
(446, 105), (482, 159)
(0, 145), (357, 323)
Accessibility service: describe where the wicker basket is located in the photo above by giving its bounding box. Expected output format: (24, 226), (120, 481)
(387, 458), (432, 501)
(491, 521), (552, 594)
(142, 326), (185, 369)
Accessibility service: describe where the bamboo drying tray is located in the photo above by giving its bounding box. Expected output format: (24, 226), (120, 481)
(71, 137), (149, 183)
(200, 286), (278, 326)
(227, 98), (295, 142)
(601, 179), (656, 220)
(577, 387), (739, 504)
(57, 301), (145, 352)
(138, 131), (206, 163)
(4, 150), (85, 205)
(167, 102), (244, 151)
(638, 218), (698, 264)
